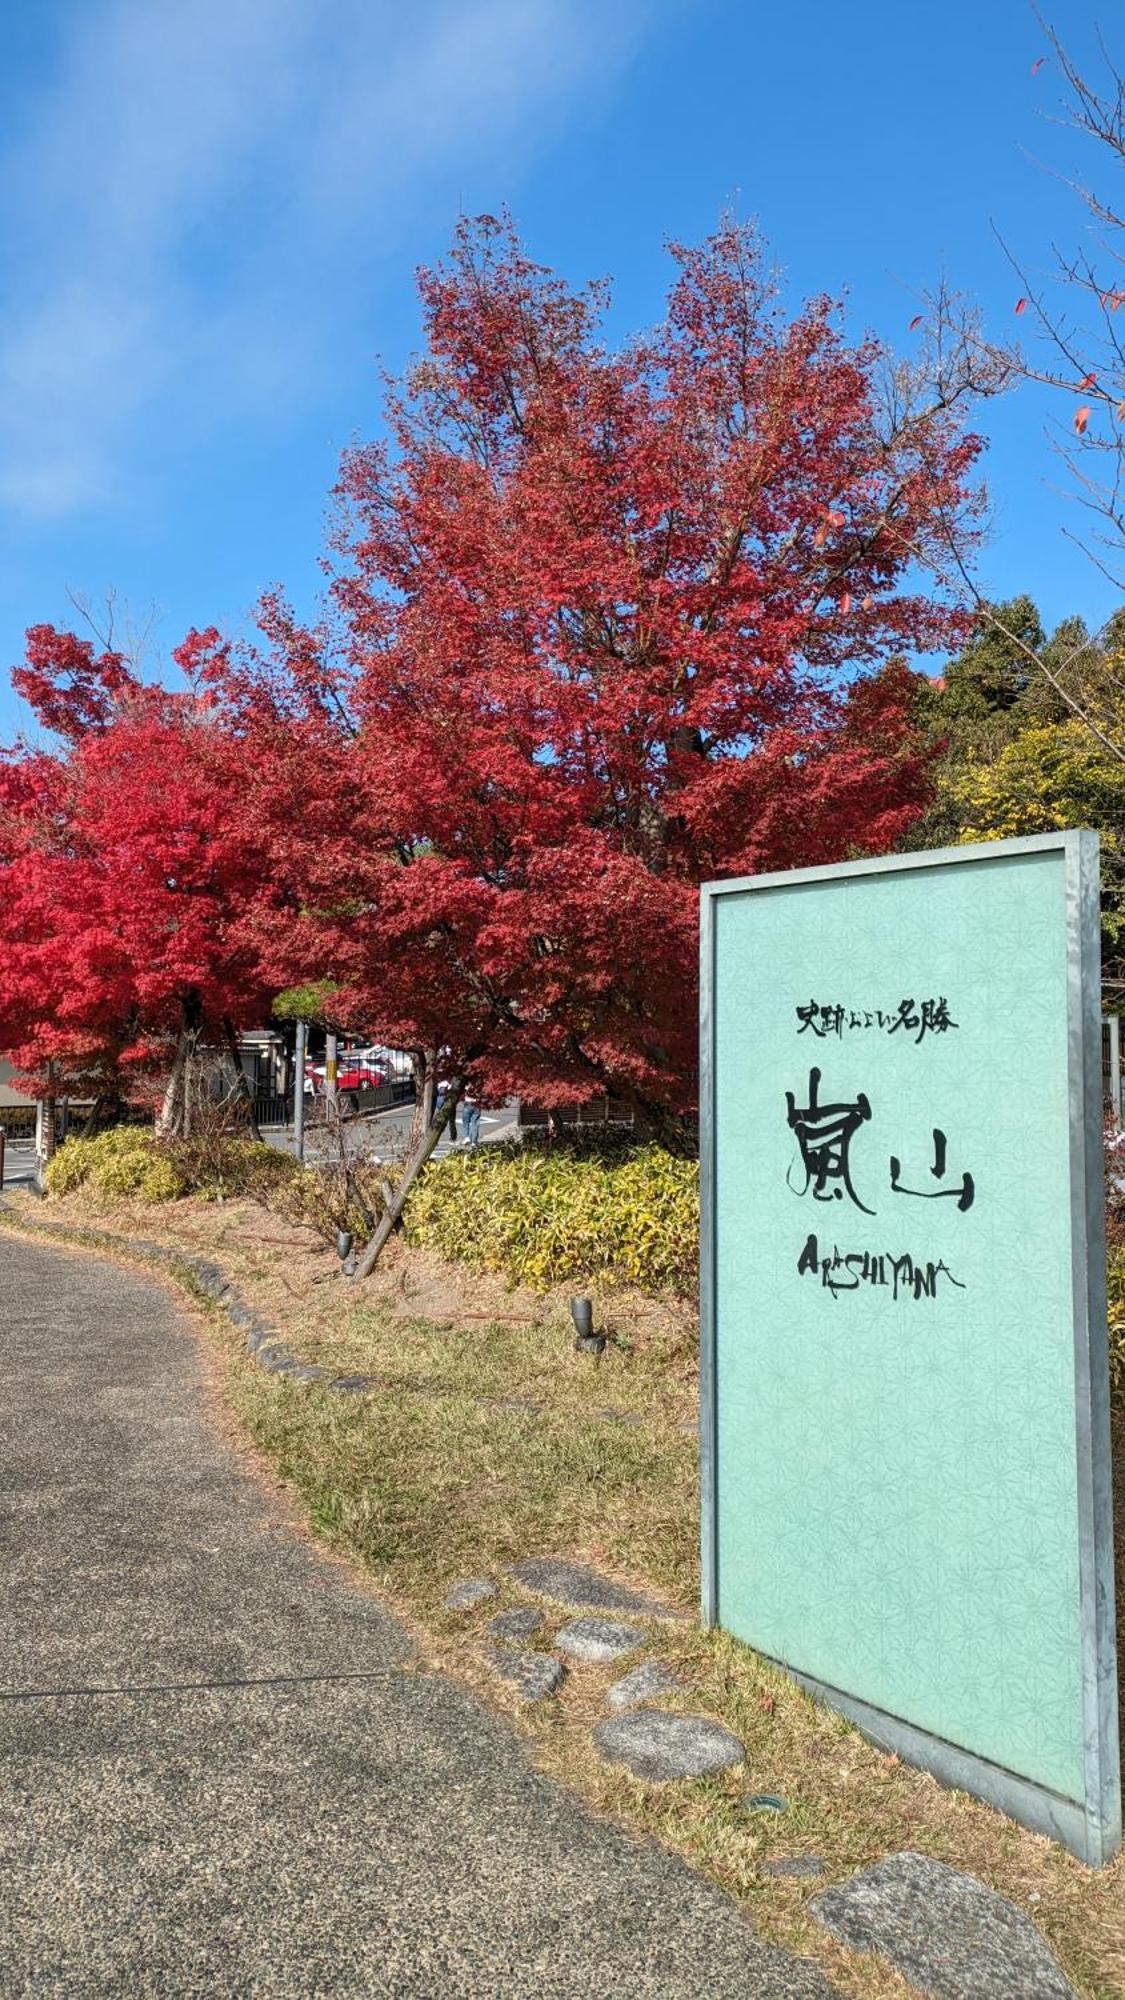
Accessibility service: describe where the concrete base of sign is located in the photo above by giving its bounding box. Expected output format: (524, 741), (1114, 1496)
(782, 1659), (1119, 1869)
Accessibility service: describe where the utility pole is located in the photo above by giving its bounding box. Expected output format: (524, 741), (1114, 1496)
(294, 1020), (307, 1164)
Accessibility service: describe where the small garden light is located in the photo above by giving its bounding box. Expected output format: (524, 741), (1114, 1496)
(570, 1295), (606, 1354)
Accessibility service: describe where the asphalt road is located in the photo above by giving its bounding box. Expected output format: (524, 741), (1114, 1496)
(1, 1105), (517, 1190)
(1, 1139), (38, 1193)
(0, 1230), (838, 1998)
(268, 1098), (519, 1167)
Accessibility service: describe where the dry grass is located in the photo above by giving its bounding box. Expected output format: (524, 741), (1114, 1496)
(7, 1184), (1125, 2000)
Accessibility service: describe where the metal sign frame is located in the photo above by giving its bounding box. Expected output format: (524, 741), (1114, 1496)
(699, 829), (1121, 1865)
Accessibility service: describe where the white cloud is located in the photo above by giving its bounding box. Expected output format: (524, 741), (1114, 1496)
(0, 0), (647, 520)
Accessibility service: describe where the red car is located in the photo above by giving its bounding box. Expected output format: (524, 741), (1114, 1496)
(304, 1058), (388, 1096)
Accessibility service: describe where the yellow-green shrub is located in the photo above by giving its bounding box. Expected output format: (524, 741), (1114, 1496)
(95, 1146), (184, 1202)
(405, 1138), (698, 1295)
(166, 1134), (298, 1203)
(46, 1127), (170, 1199)
(45, 1127), (296, 1206)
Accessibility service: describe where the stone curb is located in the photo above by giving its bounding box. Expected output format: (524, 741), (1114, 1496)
(0, 1205), (694, 1433)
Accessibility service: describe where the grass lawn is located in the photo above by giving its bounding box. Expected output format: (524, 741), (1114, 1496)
(6, 1186), (1125, 2000)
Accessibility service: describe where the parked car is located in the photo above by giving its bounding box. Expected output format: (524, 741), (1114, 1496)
(338, 1061), (388, 1091)
(304, 1055), (388, 1096)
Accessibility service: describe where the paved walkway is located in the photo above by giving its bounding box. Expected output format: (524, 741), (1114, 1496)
(0, 1232), (837, 1998)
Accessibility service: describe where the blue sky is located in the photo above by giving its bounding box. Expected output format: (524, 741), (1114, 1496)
(0, 0), (1118, 738)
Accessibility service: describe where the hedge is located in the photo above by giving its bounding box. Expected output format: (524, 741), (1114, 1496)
(404, 1137), (698, 1295)
(45, 1127), (297, 1205)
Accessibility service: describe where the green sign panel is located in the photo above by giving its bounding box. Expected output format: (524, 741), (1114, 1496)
(700, 832), (1120, 1864)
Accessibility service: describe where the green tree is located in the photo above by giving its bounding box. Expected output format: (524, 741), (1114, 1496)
(908, 602), (1125, 977)
(946, 718), (1125, 973)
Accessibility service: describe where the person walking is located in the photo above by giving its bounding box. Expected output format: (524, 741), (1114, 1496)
(434, 1075), (457, 1142)
(461, 1088), (482, 1147)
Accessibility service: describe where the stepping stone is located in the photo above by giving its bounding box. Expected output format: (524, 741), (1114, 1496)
(487, 1606), (544, 1641)
(444, 1578), (497, 1611)
(594, 1711), (745, 1781)
(607, 1659), (680, 1708)
(811, 1852), (1077, 2000)
(556, 1616), (645, 1663)
(510, 1556), (685, 1619)
(757, 1857), (826, 1880)
(486, 1647), (565, 1701)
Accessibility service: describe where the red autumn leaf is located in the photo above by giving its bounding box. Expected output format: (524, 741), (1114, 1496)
(1015, 297), (1029, 314)
(840, 592), (853, 614)
(1, 216), (982, 1139)
(826, 508), (846, 527)
(1075, 404), (1092, 433)
(862, 594), (874, 611)
(0, 626), (274, 1127)
(1031, 56), (1045, 75)
(1116, 400), (1125, 421)
(814, 521), (828, 547)
(908, 314), (923, 331)
(1079, 371), (1097, 389)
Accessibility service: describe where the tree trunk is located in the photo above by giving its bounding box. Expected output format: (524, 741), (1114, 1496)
(408, 1048), (437, 1151)
(79, 1094), (105, 1140)
(157, 997), (203, 1138)
(157, 1029), (190, 1137)
(352, 1078), (462, 1280)
(222, 1018), (262, 1141)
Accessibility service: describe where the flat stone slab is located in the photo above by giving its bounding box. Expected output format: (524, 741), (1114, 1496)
(556, 1616), (646, 1663)
(757, 1857), (826, 1880)
(811, 1852), (1077, 2000)
(486, 1647), (565, 1701)
(608, 1659), (680, 1708)
(444, 1578), (497, 1611)
(487, 1606), (543, 1641)
(511, 1556), (685, 1619)
(594, 1711), (745, 1781)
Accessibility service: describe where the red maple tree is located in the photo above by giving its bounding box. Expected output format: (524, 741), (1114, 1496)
(215, 214), (986, 1265)
(0, 625), (273, 1133)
